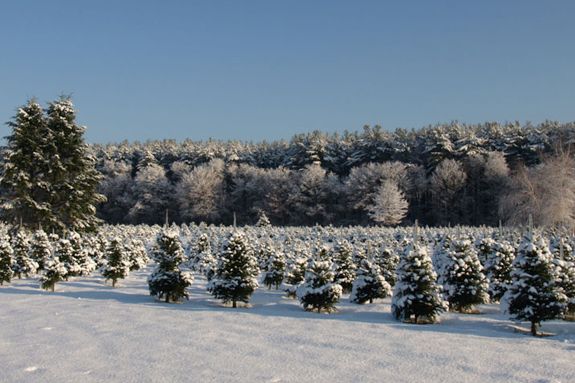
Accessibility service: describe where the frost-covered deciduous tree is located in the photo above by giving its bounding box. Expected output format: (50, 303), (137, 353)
(128, 163), (173, 225)
(430, 159), (467, 225)
(500, 152), (575, 229)
(177, 159), (225, 223)
(367, 180), (408, 226)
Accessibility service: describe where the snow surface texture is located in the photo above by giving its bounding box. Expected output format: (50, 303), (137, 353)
(1, 270), (574, 383)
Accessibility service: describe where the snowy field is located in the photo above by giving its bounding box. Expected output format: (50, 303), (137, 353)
(1, 269), (574, 383)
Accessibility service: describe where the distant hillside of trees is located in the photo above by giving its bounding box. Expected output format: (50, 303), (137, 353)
(88, 121), (575, 227)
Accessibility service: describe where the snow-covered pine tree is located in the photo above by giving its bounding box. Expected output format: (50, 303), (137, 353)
(262, 251), (286, 289)
(484, 240), (515, 302)
(296, 257), (342, 313)
(440, 239), (489, 313)
(40, 255), (67, 292)
(127, 239), (149, 271)
(550, 239), (575, 319)
(12, 231), (38, 279)
(29, 229), (52, 272)
(503, 232), (567, 336)
(101, 237), (131, 287)
(148, 230), (194, 303)
(255, 211), (271, 227)
(392, 237), (447, 324)
(208, 232), (259, 308)
(188, 233), (217, 279)
(0, 237), (14, 285)
(332, 240), (356, 294)
(374, 247), (400, 287)
(350, 259), (391, 304)
(284, 257), (307, 298)
(54, 238), (76, 280)
(58, 232), (85, 277)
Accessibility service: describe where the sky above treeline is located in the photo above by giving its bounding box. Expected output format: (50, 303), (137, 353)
(0, 0), (574, 144)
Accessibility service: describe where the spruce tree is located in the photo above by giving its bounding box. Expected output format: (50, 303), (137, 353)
(208, 231), (259, 308)
(296, 258), (342, 313)
(439, 239), (489, 312)
(549, 238), (575, 319)
(29, 229), (52, 272)
(12, 231), (38, 279)
(54, 238), (76, 280)
(148, 230), (194, 303)
(374, 247), (399, 287)
(0, 237), (14, 286)
(392, 239), (447, 324)
(332, 240), (356, 294)
(101, 237), (131, 287)
(40, 255), (67, 292)
(284, 257), (307, 298)
(350, 259), (392, 304)
(503, 232), (567, 336)
(484, 240), (515, 302)
(262, 251), (286, 289)
(127, 239), (149, 271)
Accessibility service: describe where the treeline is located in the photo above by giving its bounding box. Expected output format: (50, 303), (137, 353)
(93, 121), (575, 227)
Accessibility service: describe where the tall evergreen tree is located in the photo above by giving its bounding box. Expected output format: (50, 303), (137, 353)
(43, 98), (106, 233)
(1, 98), (105, 233)
(0, 100), (49, 227)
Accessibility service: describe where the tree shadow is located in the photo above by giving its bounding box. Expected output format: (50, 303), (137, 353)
(3, 278), (574, 341)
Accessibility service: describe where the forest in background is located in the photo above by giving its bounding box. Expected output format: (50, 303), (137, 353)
(90, 121), (575, 228)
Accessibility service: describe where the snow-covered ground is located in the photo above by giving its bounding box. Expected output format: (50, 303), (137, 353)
(1, 269), (574, 383)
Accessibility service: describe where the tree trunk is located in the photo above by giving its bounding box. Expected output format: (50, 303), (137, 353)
(112, 279), (116, 288)
(233, 300), (237, 308)
(531, 321), (538, 336)
(165, 295), (170, 303)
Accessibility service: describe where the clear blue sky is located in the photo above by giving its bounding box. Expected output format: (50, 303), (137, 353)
(1, 0), (574, 144)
